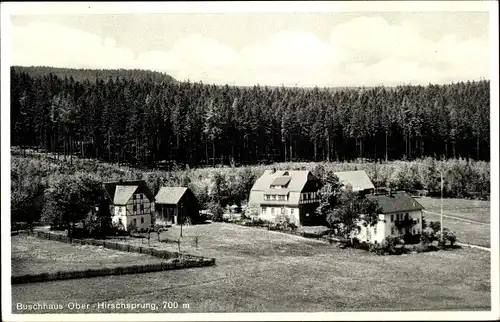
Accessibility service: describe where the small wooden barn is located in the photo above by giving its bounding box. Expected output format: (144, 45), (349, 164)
(154, 187), (200, 225)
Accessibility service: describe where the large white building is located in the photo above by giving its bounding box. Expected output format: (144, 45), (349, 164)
(353, 191), (424, 244)
(247, 169), (322, 226)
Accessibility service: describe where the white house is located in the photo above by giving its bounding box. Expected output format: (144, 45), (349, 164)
(247, 169), (322, 226)
(352, 191), (424, 244)
(102, 180), (155, 231)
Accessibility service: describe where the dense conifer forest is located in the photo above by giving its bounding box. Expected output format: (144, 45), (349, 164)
(10, 66), (490, 168)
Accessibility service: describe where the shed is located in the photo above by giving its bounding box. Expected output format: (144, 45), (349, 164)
(155, 187), (200, 225)
(334, 170), (375, 194)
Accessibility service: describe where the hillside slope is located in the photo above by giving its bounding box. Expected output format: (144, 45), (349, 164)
(11, 66), (177, 84)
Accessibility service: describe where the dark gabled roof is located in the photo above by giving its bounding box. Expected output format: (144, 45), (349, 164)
(271, 176), (291, 187)
(155, 187), (188, 205)
(366, 192), (424, 214)
(103, 180), (154, 204)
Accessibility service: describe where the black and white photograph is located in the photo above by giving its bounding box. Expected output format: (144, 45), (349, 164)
(1, 1), (499, 321)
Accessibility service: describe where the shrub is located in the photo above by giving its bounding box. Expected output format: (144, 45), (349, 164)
(206, 202), (224, 222)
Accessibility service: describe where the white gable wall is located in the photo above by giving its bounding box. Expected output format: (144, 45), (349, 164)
(111, 192), (154, 231)
(352, 210), (423, 243)
(259, 206), (300, 225)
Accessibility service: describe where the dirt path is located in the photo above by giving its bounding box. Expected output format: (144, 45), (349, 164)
(422, 210), (490, 225)
(456, 243), (491, 252)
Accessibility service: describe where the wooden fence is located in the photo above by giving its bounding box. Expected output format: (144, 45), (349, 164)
(35, 231), (212, 261)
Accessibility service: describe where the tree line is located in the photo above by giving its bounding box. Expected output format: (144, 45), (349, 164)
(11, 66), (490, 168)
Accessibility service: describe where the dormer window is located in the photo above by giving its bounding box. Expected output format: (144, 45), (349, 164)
(283, 171), (289, 176)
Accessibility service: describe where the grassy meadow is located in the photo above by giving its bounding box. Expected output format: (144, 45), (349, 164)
(11, 235), (164, 277)
(12, 223), (490, 313)
(417, 197), (491, 247)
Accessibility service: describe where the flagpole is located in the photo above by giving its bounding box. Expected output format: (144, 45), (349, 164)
(440, 170), (443, 244)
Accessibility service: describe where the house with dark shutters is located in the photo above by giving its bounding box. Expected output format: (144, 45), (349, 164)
(102, 180), (155, 232)
(351, 191), (425, 244)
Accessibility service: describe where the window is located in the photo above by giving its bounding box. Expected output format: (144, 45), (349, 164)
(140, 194), (144, 200)
(265, 195), (270, 200)
(271, 208), (275, 215)
(140, 204), (144, 213)
(141, 217), (145, 224)
(291, 208), (295, 215)
(261, 207), (266, 214)
(391, 215), (394, 222)
(417, 218), (420, 224)
(133, 204), (137, 212)
(272, 195), (277, 200)
(374, 226), (377, 235)
(133, 218), (137, 225)
(391, 227), (394, 234)
(405, 213), (409, 219)
(133, 194), (136, 200)
(412, 229), (415, 234)
(281, 208), (285, 215)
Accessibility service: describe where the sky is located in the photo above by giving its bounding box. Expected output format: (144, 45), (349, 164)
(7, 5), (492, 87)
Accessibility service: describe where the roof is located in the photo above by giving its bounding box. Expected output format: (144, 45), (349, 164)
(102, 180), (154, 204)
(113, 185), (138, 205)
(155, 187), (188, 205)
(248, 170), (319, 206)
(271, 176), (291, 187)
(334, 170), (375, 192)
(264, 189), (290, 196)
(366, 192), (424, 214)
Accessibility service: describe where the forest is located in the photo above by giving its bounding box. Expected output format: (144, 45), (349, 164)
(10, 66), (490, 169)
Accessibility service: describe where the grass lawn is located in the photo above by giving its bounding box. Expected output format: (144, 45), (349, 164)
(12, 223), (490, 313)
(417, 197), (490, 223)
(422, 213), (491, 248)
(11, 235), (165, 277)
(416, 197), (491, 247)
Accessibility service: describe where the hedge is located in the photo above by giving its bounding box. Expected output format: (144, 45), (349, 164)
(12, 256), (215, 284)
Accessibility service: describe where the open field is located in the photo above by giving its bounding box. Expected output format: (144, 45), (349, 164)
(417, 197), (490, 223)
(12, 223), (490, 313)
(417, 197), (491, 247)
(11, 235), (164, 277)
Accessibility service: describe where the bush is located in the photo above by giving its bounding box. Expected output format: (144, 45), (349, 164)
(244, 217), (272, 227)
(369, 236), (409, 255)
(206, 202), (224, 222)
